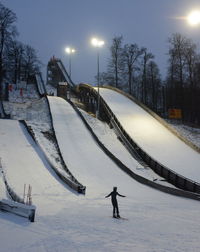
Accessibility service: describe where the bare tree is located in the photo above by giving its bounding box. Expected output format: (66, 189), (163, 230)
(6, 40), (24, 83)
(0, 3), (17, 91)
(168, 33), (186, 88)
(122, 43), (144, 94)
(21, 45), (41, 85)
(166, 33), (200, 125)
(147, 60), (161, 111)
(167, 33), (188, 111)
(98, 36), (162, 114)
(183, 39), (198, 88)
(141, 48), (154, 103)
(108, 36), (124, 88)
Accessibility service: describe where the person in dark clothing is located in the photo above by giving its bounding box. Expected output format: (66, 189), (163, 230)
(105, 187), (126, 218)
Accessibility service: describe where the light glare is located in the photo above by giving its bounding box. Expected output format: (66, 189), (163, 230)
(187, 10), (200, 26)
(91, 37), (105, 47)
(91, 38), (98, 46)
(65, 47), (76, 54)
(65, 47), (70, 53)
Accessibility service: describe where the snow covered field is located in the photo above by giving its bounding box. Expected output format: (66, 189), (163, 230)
(8, 83), (39, 103)
(1, 93), (200, 251)
(98, 88), (200, 184)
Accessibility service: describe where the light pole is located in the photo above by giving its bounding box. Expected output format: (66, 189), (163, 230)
(65, 47), (75, 100)
(91, 37), (104, 118)
(65, 47), (76, 78)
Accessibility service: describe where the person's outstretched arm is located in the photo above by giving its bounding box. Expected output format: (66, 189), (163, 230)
(105, 192), (112, 198)
(117, 192), (126, 197)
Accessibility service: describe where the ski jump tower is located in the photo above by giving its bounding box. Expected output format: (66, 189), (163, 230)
(46, 56), (75, 99)
(46, 56), (75, 88)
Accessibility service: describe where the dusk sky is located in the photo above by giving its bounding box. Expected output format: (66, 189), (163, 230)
(1, 0), (200, 84)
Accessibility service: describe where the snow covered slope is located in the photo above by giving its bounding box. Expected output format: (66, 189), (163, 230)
(48, 96), (137, 194)
(1, 104), (200, 251)
(98, 88), (200, 183)
(0, 119), (68, 206)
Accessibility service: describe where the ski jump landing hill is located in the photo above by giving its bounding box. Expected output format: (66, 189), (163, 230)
(77, 84), (200, 196)
(40, 58), (200, 197)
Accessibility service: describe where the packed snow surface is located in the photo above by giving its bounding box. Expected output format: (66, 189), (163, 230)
(80, 109), (172, 185)
(0, 120), (66, 201)
(0, 96), (200, 251)
(98, 88), (200, 183)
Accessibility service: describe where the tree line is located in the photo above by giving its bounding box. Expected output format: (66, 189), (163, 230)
(99, 34), (200, 126)
(0, 2), (41, 95)
(166, 33), (200, 125)
(98, 36), (162, 115)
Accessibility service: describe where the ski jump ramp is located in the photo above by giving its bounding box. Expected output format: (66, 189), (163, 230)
(47, 96), (131, 193)
(97, 88), (200, 184)
(0, 119), (68, 207)
(48, 96), (166, 196)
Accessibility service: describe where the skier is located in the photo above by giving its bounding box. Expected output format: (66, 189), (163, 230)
(105, 187), (126, 218)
